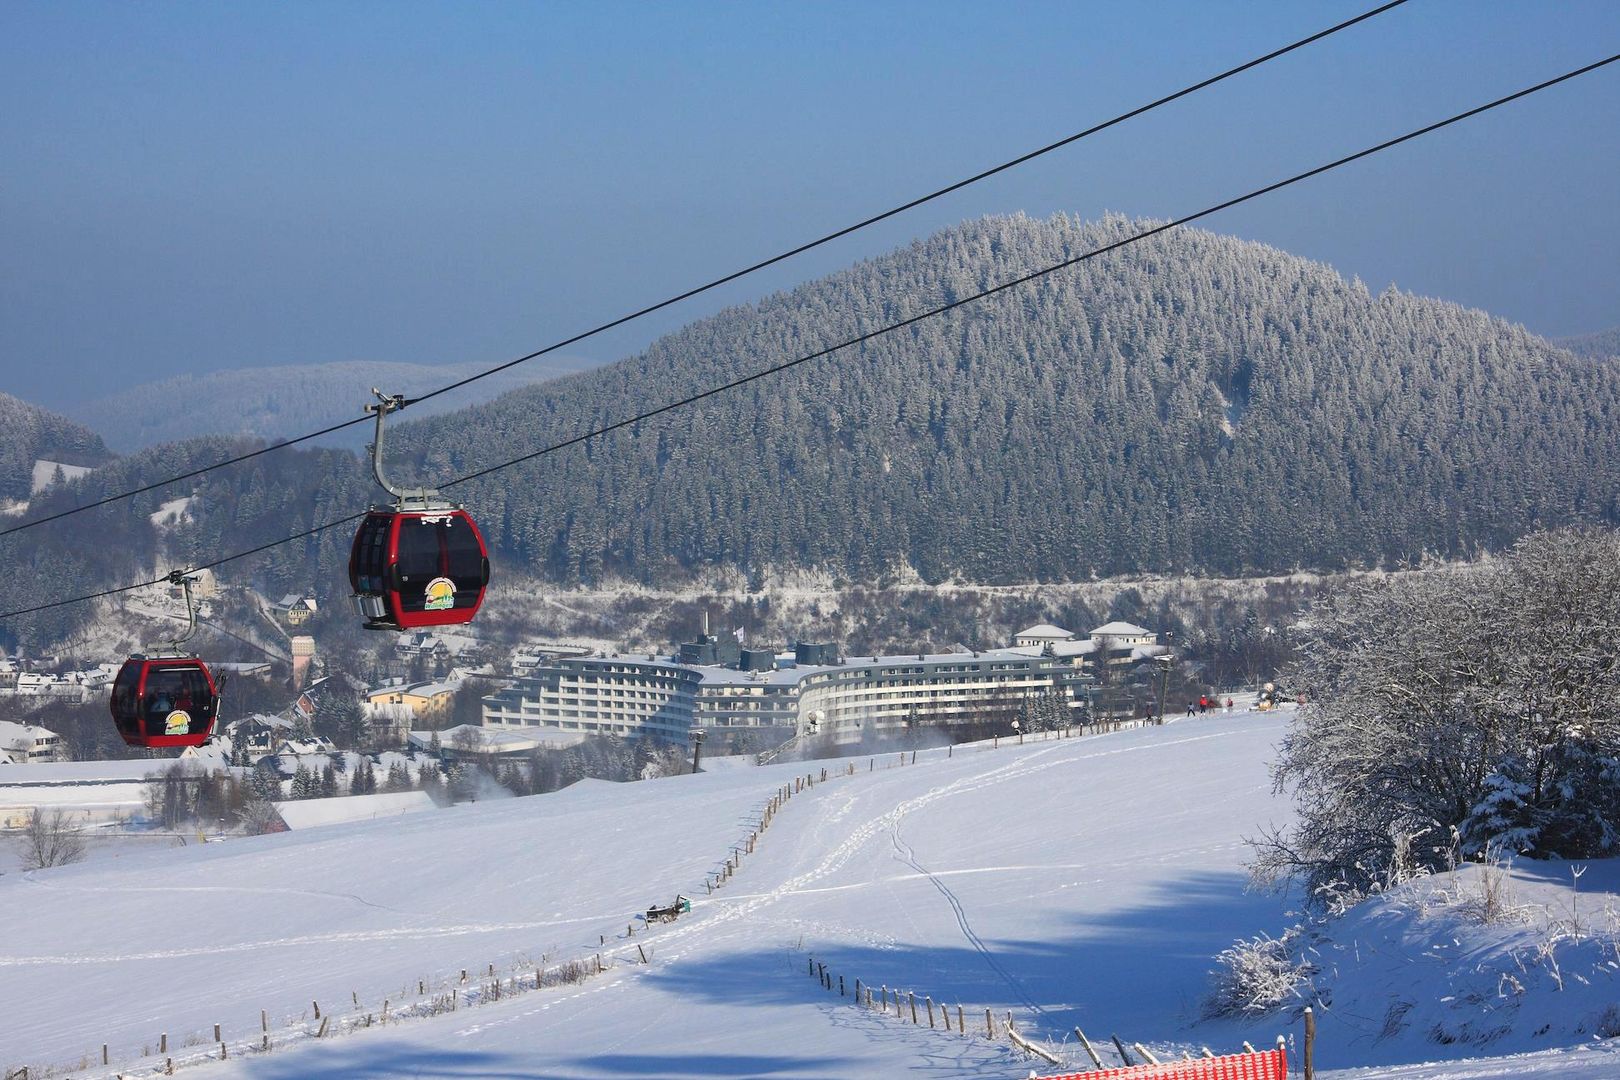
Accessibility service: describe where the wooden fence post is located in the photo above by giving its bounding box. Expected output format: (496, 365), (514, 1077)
(214, 1023), (221, 1042)
(957, 1004), (964, 1033)
(839, 975), (845, 996)
(925, 996), (935, 1027)
(986, 1008), (994, 1038)
(160, 1033), (167, 1054)
(1074, 1027), (1103, 1069)
(102, 1044), (109, 1065)
(881, 985), (888, 1013)
(1304, 1007), (1316, 1080)
(1111, 1034), (1133, 1066)
(1133, 1042), (1160, 1066)
(908, 992), (918, 1024)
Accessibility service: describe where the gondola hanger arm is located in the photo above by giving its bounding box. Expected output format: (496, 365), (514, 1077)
(365, 389), (453, 511)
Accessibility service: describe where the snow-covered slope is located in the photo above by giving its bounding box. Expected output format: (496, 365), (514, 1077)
(4, 710), (1615, 1078)
(1225, 858), (1620, 1078)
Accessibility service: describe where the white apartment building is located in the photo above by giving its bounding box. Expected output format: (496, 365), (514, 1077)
(484, 633), (1113, 748)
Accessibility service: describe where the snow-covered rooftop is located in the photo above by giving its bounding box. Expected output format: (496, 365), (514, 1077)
(0, 719), (59, 746)
(1004, 639), (1097, 659)
(1091, 620), (1152, 637)
(1014, 623), (1074, 639)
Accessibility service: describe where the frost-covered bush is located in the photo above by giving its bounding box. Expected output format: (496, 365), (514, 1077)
(1255, 528), (1620, 903)
(1203, 930), (1314, 1018)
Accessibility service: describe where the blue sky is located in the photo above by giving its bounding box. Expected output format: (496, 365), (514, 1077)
(2, 1), (1617, 410)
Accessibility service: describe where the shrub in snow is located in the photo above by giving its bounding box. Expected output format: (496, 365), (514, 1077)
(1254, 528), (1620, 904)
(1202, 929), (1314, 1018)
(15, 807), (86, 869)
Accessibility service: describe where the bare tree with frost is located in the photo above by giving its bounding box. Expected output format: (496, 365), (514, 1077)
(1254, 528), (1620, 904)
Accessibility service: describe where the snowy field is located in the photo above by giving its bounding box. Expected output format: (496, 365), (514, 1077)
(3, 709), (1617, 1078)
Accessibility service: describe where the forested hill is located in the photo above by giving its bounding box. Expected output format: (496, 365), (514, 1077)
(6, 215), (1620, 645)
(0, 393), (112, 502)
(407, 214), (1620, 583)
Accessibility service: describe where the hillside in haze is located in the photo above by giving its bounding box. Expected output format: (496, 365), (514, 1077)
(63, 356), (600, 452)
(7, 215), (1620, 645)
(1557, 326), (1620, 360)
(0, 392), (112, 503)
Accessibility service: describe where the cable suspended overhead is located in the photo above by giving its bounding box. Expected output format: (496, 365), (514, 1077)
(0, 0), (1410, 541)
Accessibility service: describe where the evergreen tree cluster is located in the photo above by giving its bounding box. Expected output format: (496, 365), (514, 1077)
(0, 391), (112, 502)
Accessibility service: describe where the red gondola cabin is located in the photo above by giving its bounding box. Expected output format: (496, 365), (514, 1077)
(109, 657), (219, 748)
(349, 509), (489, 631)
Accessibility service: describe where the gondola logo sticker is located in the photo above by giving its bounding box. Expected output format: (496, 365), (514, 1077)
(164, 710), (191, 736)
(424, 577), (456, 611)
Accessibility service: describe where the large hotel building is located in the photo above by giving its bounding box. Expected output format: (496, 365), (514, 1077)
(482, 622), (1163, 747)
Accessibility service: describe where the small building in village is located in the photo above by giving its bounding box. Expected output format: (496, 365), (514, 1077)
(275, 594), (319, 626)
(365, 679), (460, 721)
(0, 720), (63, 763)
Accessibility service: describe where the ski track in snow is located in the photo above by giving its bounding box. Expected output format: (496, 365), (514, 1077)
(551, 733), (1233, 1004)
(889, 815), (1044, 1018)
(428, 737), (1097, 1035)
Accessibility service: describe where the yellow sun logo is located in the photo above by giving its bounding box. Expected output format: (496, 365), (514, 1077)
(424, 577), (456, 611)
